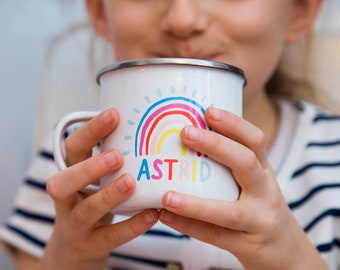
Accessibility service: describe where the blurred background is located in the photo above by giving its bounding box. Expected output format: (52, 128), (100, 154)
(0, 0), (339, 268)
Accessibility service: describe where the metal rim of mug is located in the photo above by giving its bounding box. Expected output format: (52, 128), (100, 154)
(96, 58), (247, 87)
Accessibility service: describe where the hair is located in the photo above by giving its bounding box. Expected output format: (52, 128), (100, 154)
(266, 34), (318, 102)
(266, 2), (337, 112)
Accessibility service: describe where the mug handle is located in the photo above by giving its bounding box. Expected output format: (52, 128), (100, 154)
(54, 111), (101, 192)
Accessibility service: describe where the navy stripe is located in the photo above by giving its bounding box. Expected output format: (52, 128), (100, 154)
(145, 229), (189, 239)
(110, 252), (182, 268)
(288, 183), (340, 210)
(39, 150), (54, 161)
(5, 224), (46, 248)
(295, 101), (305, 111)
(25, 178), (47, 191)
(307, 140), (340, 148)
(64, 129), (71, 139)
(317, 238), (340, 252)
(313, 115), (340, 123)
(292, 161), (340, 178)
(304, 209), (340, 232)
(14, 208), (55, 224)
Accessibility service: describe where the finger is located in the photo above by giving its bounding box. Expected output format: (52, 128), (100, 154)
(205, 107), (270, 167)
(65, 108), (120, 165)
(159, 209), (241, 251)
(71, 174), (136, 230)
(181, 125), (266, 193)
(162, 191), (254, 232)
(47, 149), (123, 212)
(93, 209), (159, 251)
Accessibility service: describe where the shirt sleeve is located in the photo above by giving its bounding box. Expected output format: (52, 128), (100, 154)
(0, 131), (57, 259)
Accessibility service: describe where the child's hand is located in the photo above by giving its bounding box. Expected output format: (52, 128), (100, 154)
(41, 109), (158, 270)
(159, 107), (327, 270)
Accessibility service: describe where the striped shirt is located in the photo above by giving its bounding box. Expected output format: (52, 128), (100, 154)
(1, 99), (339, 269)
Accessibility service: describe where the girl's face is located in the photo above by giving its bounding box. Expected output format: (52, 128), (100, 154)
(88, 0), (321, 103)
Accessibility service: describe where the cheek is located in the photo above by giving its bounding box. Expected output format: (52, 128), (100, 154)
(224, 11), (290, 94)
(228, 9), (288, 45)
(108, 17), (160, 60)
(222, 1), (292, 46)
(102, 6), (151, 59)
(108, 15), (146, 44)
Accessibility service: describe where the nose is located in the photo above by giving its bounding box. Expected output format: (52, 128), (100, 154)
(161, 0), (208, 38)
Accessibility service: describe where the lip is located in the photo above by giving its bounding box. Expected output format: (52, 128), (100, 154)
(154, 53), (221, 62)
(196, 54), (221, 62)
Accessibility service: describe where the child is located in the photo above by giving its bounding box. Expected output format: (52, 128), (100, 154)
(1, 0), (339, 269)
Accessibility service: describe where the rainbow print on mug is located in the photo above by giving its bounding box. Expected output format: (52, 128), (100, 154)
(126, 94), (210, 183)
(54, 58), (247, 214)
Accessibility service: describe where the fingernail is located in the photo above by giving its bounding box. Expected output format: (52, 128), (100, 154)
(208, 107), (222, 121)
(101, 150), (120, 168)
(165, 191), (184, 208)
(115, 174), (133, 193)
(143, 210), (158, 224)
(101, 110), (114, 125)
(184, 126), (201, 141)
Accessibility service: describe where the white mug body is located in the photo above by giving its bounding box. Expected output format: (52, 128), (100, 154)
(54, 58), (246, 215)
